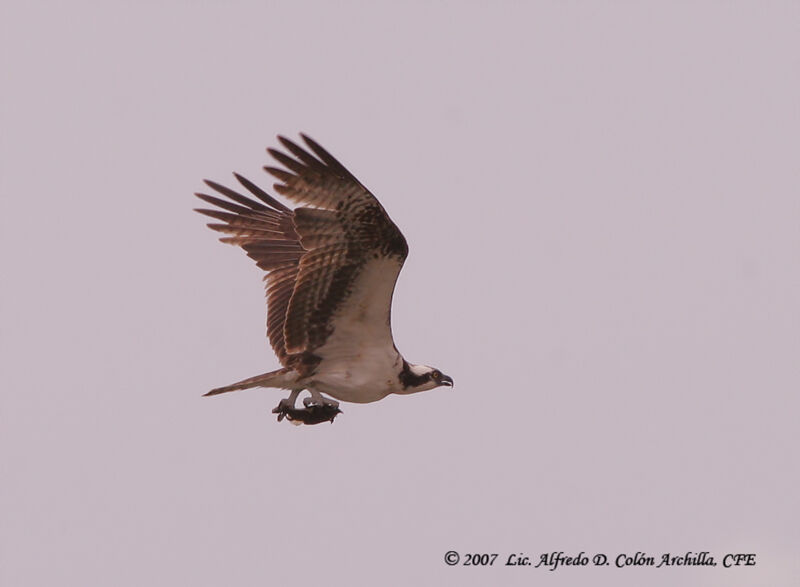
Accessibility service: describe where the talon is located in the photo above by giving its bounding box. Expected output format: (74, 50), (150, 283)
(272, 397), (296, 422)
(273, 395), (341, 425)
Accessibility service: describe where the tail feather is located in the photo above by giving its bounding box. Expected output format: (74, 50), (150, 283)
(203, 368), (297, 397)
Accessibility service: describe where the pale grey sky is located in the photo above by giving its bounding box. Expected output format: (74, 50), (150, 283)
(2, 2), (798, 586)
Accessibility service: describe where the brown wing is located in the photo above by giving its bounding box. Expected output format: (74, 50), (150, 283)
(195, 134), (408, 364)
(265, 135), (408, 355)
(265, 134), (377, 210)
(195, 175), (302, 364)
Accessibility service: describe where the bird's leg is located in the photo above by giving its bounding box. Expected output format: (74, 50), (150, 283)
(272, 389), (341, 425)
(303, 390), (340, 410)
(286, 390), (341, 425)
(271, 389), (301, 422)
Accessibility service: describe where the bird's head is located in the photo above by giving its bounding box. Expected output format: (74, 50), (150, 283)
(397, 361), (454, 394)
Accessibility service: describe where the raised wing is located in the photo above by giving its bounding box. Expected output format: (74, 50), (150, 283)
(195, 175), (302, 364)
(195, 135), (408, 367)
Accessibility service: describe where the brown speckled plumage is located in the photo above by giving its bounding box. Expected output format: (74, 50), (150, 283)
(195, 134), (407, 371)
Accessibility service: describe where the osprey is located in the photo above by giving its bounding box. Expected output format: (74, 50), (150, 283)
(195, 134), (453, 424)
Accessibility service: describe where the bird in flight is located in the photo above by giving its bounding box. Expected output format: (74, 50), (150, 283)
(195, 134), (452, 424)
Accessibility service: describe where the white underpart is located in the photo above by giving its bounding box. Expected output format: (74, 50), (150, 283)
(308, 257), (405, 403)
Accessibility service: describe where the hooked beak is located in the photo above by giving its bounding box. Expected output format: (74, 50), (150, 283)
(440, 375), (454, 388)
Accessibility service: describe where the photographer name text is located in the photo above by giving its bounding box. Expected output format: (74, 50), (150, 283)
(443, 550), (756, 571)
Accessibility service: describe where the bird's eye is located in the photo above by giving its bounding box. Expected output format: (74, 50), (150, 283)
(432, 370), (441, 379)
